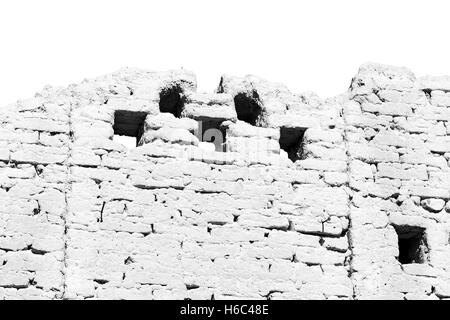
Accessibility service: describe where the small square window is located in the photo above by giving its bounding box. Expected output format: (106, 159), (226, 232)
(112, 135), (137, 149)
(234, 91), (263, 126)
(112, 110), (147, 148)
(393, 225), (428, 264)
(159, 85), (184, 118)
(198, 120), (227, 152)
(279, 127), (306, 162)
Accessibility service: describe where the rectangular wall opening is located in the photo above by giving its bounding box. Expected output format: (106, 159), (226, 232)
(112, 110), (147, 148)
(198, 119), (227, 152)
(279, 127), (306, 162)
(234, 91), (263, 126)
(159, 85), (184, 118)
(393, 225), (428, 264)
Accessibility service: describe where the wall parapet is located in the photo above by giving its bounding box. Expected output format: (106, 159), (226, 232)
(0, 62), (449, 300)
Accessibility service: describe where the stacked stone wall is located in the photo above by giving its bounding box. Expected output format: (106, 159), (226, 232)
(0, 63), (448, 299)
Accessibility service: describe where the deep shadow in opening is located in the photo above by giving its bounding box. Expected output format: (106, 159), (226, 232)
(159, 85), (184, 118)
(393, 225), (428, 264)
(234, 91), (263, 126)
(279, 127), (307, 162)
(200, 120), (227, 152)
(113, 110), (147, 147)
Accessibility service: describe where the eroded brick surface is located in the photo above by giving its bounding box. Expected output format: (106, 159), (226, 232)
(0, 64), (449, 299)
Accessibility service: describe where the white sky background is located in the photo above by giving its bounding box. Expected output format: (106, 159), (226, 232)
(1, 0), (450, 107)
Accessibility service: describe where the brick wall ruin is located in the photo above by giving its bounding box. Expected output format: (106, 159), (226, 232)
(0, 63), (449, 300)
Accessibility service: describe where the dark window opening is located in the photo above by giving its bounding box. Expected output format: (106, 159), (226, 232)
(394, 225), (428, 264)
(234, 91), (263, 126)
(279, 127), (306, 162)
(199, 120), (227, 152)
(112, 110), (147, 147)
(159, 85), (184, 118)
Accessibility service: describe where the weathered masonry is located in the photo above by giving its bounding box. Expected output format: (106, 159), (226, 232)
(0, 63), (450, 300)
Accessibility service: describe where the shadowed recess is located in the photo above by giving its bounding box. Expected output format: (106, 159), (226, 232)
(394, 225), (428, 264)
(234, 91), (263, 126)
(113, 110), (147, 147)
(200, 120), (227, 152)
(159, 85), (184, 118)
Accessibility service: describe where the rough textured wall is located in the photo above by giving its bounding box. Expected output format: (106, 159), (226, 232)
(0, 63), (448, 300)
(345, 64), (450, 299)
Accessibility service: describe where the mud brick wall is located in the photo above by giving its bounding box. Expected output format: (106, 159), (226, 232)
(345, 64), (450, 299)
(0, 63), (449, 299)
